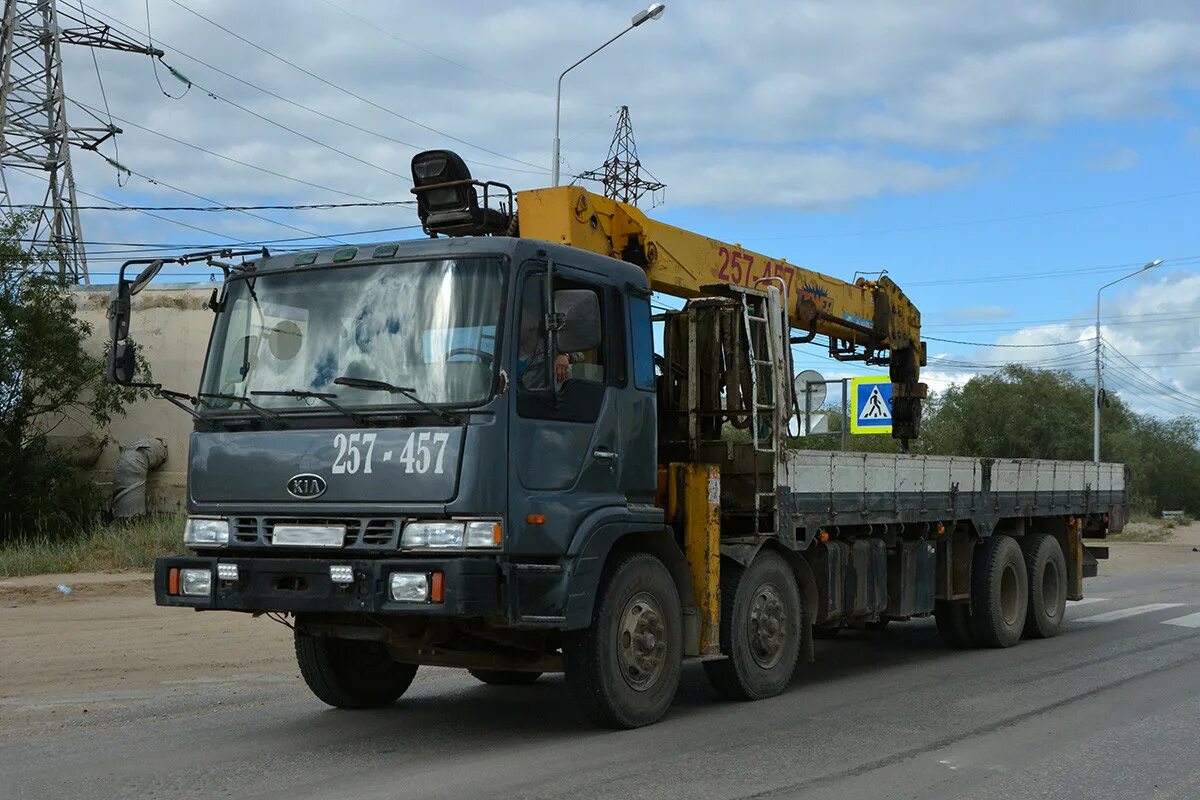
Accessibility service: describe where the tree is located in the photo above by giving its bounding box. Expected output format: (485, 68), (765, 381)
(0, 213), (147, 541)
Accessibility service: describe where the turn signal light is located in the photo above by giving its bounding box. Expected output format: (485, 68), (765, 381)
(430, 571), (445, 603)
(526, 514), (545, 525)
(168, 567), (180, 596)
(817, 531), (830, 543)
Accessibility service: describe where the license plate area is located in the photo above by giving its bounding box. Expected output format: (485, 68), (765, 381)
(272, 524), (346, 548)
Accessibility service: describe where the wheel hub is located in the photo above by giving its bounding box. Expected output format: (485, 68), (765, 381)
(748, 582), (788, 669)
(618, 591), (668, 692)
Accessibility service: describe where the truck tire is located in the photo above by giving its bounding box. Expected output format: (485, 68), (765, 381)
(703, 551), (801, 701)
(468, 669), (542, 686)
(563, 552), (682, 729)
(294, 632), (417, 709)
(970, 534), (1029, 648)
(1021, 533), (1067, 639)
(934, 600), (975, 648)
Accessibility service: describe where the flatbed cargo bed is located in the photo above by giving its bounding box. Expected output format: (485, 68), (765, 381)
(783, 452), (1126, 535)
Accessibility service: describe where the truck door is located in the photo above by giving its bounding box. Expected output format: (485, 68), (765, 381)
(508, 263), (624, 556)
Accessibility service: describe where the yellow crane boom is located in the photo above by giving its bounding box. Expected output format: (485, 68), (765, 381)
(515, 185), (928, 440)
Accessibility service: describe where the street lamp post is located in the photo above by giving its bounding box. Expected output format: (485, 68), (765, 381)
(551, 3), (665, 186)
(1093, 258), (1162, 462)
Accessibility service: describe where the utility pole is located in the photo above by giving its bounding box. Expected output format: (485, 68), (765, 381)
(578, 105), (665, 207)
(1093, 259), (1162, 462)
(0, 0), (161, 283)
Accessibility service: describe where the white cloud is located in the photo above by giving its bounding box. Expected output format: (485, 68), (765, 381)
(0, 0), (1192, 281)
(1088, 146), (1141, 172)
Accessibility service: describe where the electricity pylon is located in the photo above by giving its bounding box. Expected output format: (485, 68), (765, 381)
(578, 105), (664, 207)
(0, 0), (160, 282)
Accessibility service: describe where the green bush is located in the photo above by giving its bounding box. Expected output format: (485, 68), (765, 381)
(0, 213), (147, 543)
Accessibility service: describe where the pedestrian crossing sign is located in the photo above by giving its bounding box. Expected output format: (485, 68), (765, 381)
(849, 376), (893, 435)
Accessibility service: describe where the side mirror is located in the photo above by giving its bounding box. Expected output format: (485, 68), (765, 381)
(108, 341), (136, 386)
(106, 259), (161, 386)
(554, 289), (601, 353)
(129, 260), (164, 296)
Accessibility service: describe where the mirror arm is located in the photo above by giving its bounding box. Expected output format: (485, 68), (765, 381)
(544, 258), (560, 404)
(125, 382), (205, 422)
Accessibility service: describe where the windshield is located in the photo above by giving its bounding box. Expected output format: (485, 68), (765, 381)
(199, 257), (505, 411)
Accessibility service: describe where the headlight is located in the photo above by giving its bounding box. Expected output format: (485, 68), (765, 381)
(401, 521), (464, 549)
(184, 517), (229, 547)
(401, 520), (502, 550)
(180, 568), (212, 597)
(465, 521), (502, 548)
(389, 572), (429, 602)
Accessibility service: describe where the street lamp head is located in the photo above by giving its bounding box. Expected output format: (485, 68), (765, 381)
(632, 3), (666, 27)
(1143, 258), (1163, 271)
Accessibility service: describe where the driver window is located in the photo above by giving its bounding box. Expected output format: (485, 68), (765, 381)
(517, 275), (604, 392)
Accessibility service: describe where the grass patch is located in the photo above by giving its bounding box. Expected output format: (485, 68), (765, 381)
(1103, 526), (1177, 544)
(0, 513), (186, 577)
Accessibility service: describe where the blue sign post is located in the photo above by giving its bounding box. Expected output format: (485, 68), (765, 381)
(849, 376), (893, 435)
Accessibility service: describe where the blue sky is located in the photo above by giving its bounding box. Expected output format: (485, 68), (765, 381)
(24, 1), (1200, 416)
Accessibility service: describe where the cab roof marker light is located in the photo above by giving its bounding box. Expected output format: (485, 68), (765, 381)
(332, 247), (358, 262)
(293, 252), (318, 266)
(372, 244), (398, 259)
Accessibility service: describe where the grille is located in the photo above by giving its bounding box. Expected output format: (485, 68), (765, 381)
(230, 517), (402, 549)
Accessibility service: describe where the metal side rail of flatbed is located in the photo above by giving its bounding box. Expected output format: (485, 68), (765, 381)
(781, 453), (1126, 536)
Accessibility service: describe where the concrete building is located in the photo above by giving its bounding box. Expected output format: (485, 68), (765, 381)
(66, 283), (217, 511)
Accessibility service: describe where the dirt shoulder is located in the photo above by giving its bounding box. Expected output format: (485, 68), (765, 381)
(1, 588), (295, 703)
(1087, 521), (1200, 576)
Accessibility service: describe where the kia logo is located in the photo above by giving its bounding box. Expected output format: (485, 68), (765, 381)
(287, 473), (327, 499)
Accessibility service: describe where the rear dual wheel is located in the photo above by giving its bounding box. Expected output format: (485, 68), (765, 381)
(1021, 533), (1067, 639)
(971, 534), (1029, 648)
(938, 533), (1068, 648)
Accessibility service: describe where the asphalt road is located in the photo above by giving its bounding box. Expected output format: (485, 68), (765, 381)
(3, 565), (1199, 800)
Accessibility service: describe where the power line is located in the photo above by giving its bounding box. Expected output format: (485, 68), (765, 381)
(923, 335), (1084, 348)
(67, 98), (382, 202)
(113, 165), (344, 242)
(160, 0), (547, 173)
(83, 1), (552, 178)
(12, 199), (415, 212)
(1103, 341), (1200, 409)
(166, 68), (413, 184)
(313, 0), (581, 111)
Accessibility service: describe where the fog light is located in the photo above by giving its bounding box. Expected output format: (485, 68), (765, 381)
(216, 563), (239, 582)
(180, 568), (212, 597)
(329, 565), (354, 584)
(389, 573), (428, 602)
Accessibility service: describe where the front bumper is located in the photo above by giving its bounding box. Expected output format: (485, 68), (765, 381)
(154, 556), (501, 617)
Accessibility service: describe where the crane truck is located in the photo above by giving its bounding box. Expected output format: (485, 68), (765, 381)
(106, 150), (1124, 729)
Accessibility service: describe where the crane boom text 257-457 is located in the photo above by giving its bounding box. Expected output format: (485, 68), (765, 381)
(715, 245), (795, 292)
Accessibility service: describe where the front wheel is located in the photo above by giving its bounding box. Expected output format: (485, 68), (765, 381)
(563, 552), (682, 729)
(703, 551), (801, 701)
(295, 632), (417, 709)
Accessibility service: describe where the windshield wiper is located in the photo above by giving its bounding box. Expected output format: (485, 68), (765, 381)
(197, 392), (288, 427)
(251, 389), (369, 426)
(333, 376), (457, 425)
